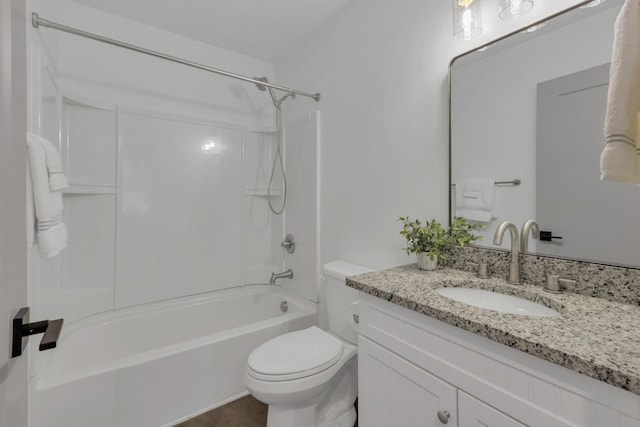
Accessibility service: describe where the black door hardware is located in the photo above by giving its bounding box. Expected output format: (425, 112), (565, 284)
(12, 307), (63, 358)
(540, 231), (563, 242)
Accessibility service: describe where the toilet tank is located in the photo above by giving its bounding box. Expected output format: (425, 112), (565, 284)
(323, 261), (374, 344)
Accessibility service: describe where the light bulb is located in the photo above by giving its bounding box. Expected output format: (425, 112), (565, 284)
(521, 20), (548, 33)
(511, 0), (522, 14)
(462, 9), (475, 40)
(499, 0), (533, 20)
(580, 0), (607, 8)
(453, 0), (482, 41)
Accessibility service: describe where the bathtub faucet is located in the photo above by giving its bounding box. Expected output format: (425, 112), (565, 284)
(270, 269), (293, 284)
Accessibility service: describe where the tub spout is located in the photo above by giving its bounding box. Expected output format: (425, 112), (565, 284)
(270, 269), (293, 284)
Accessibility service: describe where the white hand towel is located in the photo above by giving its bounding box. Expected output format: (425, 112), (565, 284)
(27, 132), (69, 191)
(455, 179), (497, 223)
(600, 0), (640, 184)
(26, 134), (68, 258)
(26, 164), (35, 248)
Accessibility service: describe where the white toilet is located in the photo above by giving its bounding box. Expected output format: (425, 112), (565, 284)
(244, 261), (373, 427)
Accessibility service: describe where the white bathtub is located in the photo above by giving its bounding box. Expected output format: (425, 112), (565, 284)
(29, 285), (317, 427)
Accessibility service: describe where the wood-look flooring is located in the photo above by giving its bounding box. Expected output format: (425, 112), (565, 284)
(175, 395), (267, 427)
(175, 395), (358, 427)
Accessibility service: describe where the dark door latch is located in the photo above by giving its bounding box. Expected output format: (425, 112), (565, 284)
(12, 307), (63, 358)
(540, 231), (563, 242)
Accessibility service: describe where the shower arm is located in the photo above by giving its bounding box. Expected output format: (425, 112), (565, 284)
(31, 13), (321, 102)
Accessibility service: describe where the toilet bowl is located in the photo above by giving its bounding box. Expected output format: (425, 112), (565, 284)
(244, 261), (373, 427)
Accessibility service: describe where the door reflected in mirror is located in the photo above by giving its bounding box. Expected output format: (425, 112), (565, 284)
(450, 0), (640, 268)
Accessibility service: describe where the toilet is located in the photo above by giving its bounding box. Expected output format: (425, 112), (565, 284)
(244, 261), (373, 427)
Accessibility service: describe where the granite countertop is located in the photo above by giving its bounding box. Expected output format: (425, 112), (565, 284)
(347, 264), (640, 395)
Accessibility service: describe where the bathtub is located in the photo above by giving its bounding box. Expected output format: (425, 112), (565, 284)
(29, 285), (317, 427)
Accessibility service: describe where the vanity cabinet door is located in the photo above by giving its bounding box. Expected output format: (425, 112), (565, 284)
(359, 336), (458, 427)
(458, 391), (526, 427)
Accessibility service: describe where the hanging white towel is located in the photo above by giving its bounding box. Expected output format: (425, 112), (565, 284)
(27, 132), (69, 191)
(455, 179), (497, 223)
(26, 164), (35, 248)
(26, 134), (68, 258)
(600, 0), (640, 184)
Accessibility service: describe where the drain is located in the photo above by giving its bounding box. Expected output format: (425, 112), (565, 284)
(280, 300), (288, 312)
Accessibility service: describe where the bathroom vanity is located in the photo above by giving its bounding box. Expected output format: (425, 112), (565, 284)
(352, 0), (640, 424)
(349, 266), (640, 427)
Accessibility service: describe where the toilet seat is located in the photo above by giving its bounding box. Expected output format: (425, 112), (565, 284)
(247, 326), (344, 381)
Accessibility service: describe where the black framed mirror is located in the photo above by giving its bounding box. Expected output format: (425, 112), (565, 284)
(449, 0), (640, 268)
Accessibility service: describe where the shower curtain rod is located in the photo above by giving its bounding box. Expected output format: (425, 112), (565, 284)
(31, 13), (321, 102)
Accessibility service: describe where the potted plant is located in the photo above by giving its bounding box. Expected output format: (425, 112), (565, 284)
(399, 216), (482, 271)
(398, 217), (448, 270)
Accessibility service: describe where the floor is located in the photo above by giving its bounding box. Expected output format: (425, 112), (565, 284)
(175, 395), (358, 427)
(175, 395), (268, 427)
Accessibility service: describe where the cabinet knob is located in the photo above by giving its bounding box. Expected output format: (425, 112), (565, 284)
(437, 410), (450, 424)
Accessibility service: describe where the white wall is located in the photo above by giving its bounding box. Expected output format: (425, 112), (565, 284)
(276, 0), (594, 271)
(282, 112), (321, 302)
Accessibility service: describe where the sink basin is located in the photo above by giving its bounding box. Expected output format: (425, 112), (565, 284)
(436, 287), (560, 318)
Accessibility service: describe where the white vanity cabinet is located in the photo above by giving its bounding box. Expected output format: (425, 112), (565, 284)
(359, 337), (522, 427)
(458, 391), (525, 427)
(357, 292), (640, 427)
(359, 336), (458, 426)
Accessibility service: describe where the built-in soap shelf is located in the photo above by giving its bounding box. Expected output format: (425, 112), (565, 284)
(63, 185), (117, 195)
(62, 92), (116, 112)
(247, 127), (277, 134)
(245, 187), (282, 197)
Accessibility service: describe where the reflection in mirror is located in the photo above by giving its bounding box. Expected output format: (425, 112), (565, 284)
(450, 0), (640, 268)
(42, 66), (59, 144)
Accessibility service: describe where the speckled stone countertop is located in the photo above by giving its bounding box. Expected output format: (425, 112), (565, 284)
(347, 264), (640, 395)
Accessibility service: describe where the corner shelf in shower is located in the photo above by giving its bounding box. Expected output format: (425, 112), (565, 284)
(245, 187), (282, 197)
(62, 185), (117, 195)
(247, 127), (277, 134)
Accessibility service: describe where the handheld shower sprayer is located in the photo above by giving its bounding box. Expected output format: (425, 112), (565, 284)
(254, 76), (294, 215)
(254, 77), (295, 108)
(275, 92), (296, 108)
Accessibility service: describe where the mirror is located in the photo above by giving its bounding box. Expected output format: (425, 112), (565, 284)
(450, 0), (640, 268)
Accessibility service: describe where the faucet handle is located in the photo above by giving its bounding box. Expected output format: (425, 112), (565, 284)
(281, 234), (296, 254)
(469, 262), (490, 279)
(545, 275), (561, 293)
(545, 274), (576, 293)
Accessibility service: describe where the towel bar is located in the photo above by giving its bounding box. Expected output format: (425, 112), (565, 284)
(451, 179), (521, 187)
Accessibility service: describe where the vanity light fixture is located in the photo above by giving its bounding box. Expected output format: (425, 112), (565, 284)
(478, 42), (497, 51)
(521, 20), (548, 33)
(453, 0), (483, 41)
(498, 0), (534, 20)
(580, 0), (607, 8)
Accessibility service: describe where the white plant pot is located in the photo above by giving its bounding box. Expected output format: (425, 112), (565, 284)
(416, 252), (438, 271)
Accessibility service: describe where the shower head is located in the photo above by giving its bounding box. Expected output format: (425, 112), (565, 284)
(254, 76), (279, 107)
(253, 77), (269, 91)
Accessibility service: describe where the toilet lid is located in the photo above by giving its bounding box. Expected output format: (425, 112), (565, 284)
(247, 326), (343, 381)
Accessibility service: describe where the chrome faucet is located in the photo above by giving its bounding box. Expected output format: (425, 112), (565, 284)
(520, 219), (539, 253)
(269, 269), (293, 284)
(493, 221), (521, 284)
